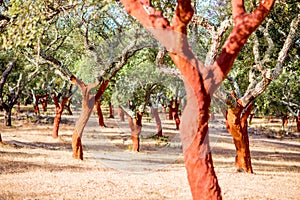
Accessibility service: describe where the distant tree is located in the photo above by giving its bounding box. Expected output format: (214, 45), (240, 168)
(112, 60), (169, 151)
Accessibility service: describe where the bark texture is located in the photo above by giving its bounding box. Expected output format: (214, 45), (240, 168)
(125, 109), (142, 152)
(95, 101), (106, 127)
(109, 102), (114, 118)
(71, 77), (100, 159)
(52, 96), (69, 138)
(226, 103), (253, 173)
(297, 116), (300, 132)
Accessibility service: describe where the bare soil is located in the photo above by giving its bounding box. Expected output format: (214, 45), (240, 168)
(0, 112), (299, 200)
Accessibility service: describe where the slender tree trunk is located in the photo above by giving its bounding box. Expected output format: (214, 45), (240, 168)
(282, 115), (288, 131)
(118, 106), (125, 121)
(0, 133), (2, 143)
(71, 78), (109, 160)
(95, 101), (106, 127)
(169, 99), (181, 130)
(72, 98), (94, 159)
(109, 102), (114, 118)
(33, 97), (40, 115)
(152, 107), (162, 137)
(125, 110), (142, 152)
(52, 97), (69, 138)
(168, 101), (174, 120)
(4, 107), (12, 126)
(64, 99), (73, 115)
(297, 115), (300, 132)
(41, 94), (49, 112)
(226, 104), (253, 173)
(17, 102), (21, 113)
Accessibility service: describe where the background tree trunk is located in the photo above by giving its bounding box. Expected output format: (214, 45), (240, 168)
(64, 99), (73, 115)
(71, 78), (108, 160)
(152, 107), (162, 137)
(226, 104), (253, 173)
(40, 94), (49, 112)
(4, 107), (12, 126)
(95, 101), (106, 127)
(52, 96), (69, 138)
(109, 102), (114, 118)
(124, 109), (142, 152)
(297, 115), (300, 132)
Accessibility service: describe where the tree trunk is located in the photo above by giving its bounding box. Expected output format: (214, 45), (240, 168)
(109, 102), (114, 118)
(95, 101), (106, 127)
(174, 113), (180, 130)
(64, 99), (73, 115)
(71, 78), (109, 160)
(118, 106), (125, 121)
(34, 103), (40, 115)
(72, 100), (94, 159)
(297, 115), (300, 132)
(17, 102), (21, 113)
(4, 107), (12, 126)
(226, 104), (253, 173)
(152, 107), (162, 137)
(0, 133), (2, 143)
(52, 97), (69, 138)
(282, 115), (288, 131)
(33, 94), (40, 115)
(168, 99), (181, 129)
(180, 83), (222, 199)
(40, 94), (49, 112)
(53, 112), (62, 138)
(168, 101), (174, 120)
(125, 110), (142, 152)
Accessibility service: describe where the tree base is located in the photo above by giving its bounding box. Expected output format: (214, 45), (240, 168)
(72, 134), (83, 160)
(131, 136), (140, 152)
(157, 130), (163, 137)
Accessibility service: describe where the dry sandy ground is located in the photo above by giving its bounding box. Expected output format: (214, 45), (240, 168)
(0, 114), (299, 200)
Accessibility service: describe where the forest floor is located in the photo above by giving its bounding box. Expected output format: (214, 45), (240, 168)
(0, 110), (300, 200)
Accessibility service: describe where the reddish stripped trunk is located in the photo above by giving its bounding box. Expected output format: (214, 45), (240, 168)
(52, 96), (69, 138)
(126, 111), (143, 152)
(109, 102), (114, 118)
(17, 102), (21, 113)
(40, 94), (49, 112)
(226, 104), (253, 173)
(71, 79), (109, 160)
(282, 115), (288, 130)
(180, 83), (221, 198)
(168, 102), (173, 120)
(34, 95), (40, 115)
(152, 107), (162, 137)
(95, 101), (106, 127)
(168, 99), (181, 129)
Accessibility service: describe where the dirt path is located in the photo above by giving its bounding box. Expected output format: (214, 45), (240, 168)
(0, 115), (299, 199)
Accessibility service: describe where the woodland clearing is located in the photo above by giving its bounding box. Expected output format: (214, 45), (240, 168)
(0, 110), (299, 200)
